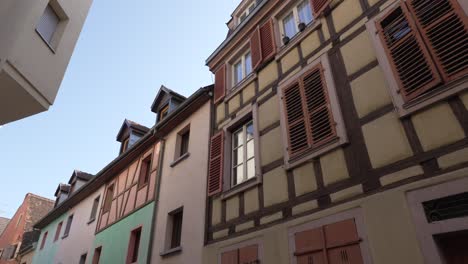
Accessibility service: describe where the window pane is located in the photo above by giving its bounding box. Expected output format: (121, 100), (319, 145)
(234, 130), (244, 147)
(247, 140), (254, 159)
(248, 3), (256, 12)
(283, 12), (297, 38)
(245, 53), (252, 76)
(298, 1), (313, 24)
(37, 5), (60, 43)
(236, 146), (244, 165)
(246, 122), (254, 140)
(235, 164), (244, 184)
(247, 159), (255, 179)
(234, 61), (243, 84)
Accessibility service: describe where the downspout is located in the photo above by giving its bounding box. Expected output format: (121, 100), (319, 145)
(146, 132), (166, 264)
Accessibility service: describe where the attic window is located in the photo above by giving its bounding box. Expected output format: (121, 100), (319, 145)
(121, 137), (130, 154)
(238, 1), (256, 24)
(159, 105), (169, 121)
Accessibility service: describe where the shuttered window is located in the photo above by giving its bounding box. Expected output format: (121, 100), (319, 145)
(250, 20), (276, 70)
(294, 219), (363, 264)
(207, 132), (224, 196)
(214, 65), (226, 103)
(310, 0), (332, 17)
(377, 0), (467, 102)
(282, 64), (336, 158)
(221, 244), (259, 264)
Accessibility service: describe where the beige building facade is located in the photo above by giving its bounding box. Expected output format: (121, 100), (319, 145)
(0, 0), (93, 124)
(204, 0), (468, 263)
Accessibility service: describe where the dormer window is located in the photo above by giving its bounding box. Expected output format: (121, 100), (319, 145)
(151, 86), (187, 124)
(238, 2), (256, 24)
(116, 120), (150, 155)
(280, 0), (313, 40)
(232, 50), (252, 86)
(159, 104), (169, 121)
(120, 137), (130, 154)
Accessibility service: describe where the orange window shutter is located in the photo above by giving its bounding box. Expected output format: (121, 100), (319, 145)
(214, 65), (226, 104)
(221, 249), (238, 264)
(310, 0), (332, 17)
(294, 227), (324, 255)
(239, 244), (258, 263)
(207, 131), (224, 196)
(282, 81), (310, 157)
(301, 65), (336, 147)
(376, 3), (441, 102)
(324, 219), (360, 248)
(259, 19), (276, 62)
(407, 0), (468, 82)
(250, 27), (262, 70)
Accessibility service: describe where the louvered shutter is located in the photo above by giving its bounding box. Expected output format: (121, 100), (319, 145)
(407, 0), (468, 82)
(377, 3), (441, 101)
(214, 65), (226, 104)
(259, 20), (276, 62)
(310, 0), (332, 17)
(221, 249), (238, 264)
(239, 244), (258, 264)
(207, 131), (224, 196)
(282, 82), (310, 157)
(250, 28), (262, 70)
(302, 65), (336, 147)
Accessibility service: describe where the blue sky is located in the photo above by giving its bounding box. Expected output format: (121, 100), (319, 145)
(0, 0), (239, 218)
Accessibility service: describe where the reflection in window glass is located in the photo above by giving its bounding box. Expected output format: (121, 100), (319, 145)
(298, 1), (313, 24)
(232, 121), (256, 186)
(245, 52), (252, 76)
(283, 12), (297, 38)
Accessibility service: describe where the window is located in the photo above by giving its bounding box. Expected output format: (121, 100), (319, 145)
(159, 105), (169, 121)
(180, 130), (190, 156)
(138, 156), (151, 187)
(375, 0), (467, 104)
(79, 253), (87, 264)
(63, 215), (73, 237)
(89, 196), (100, 222)
(121, 138), (130, 154)
(232, 121), (256, 186)
(126, 227), (142, 264)
(103, 184), (114, 213)
(238, 2), (256, 24)
(92, 247), (102, 264)
(169, 209), (183, 249)
(280, 0), (314, 40)
(221, 244), (259, 264)
(40, 232), (48, 250)
(232, 51), (253, 86)
(36, 5), (60, 44)
(54, 222), (63, 242)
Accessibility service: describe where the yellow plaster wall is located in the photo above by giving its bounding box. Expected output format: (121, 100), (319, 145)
(258, 61), (278, 91)
(228, 94), (241, 114)
(331, 0), (363, 32)
(320, 148), (350, 186)
(300, 31), (321, 57)
(216, 103), (225, 124)
(362, 112), (413, 168)
(340, 32), (376, 75)
(242, 81), (256, 102)
(411, 103), (465, 151)
(263, 167), (289, 207)
(244, 187), (260, 214)
(258, 95), (280, 131)
(280, 48), (300, 74)
(212, 198), (222, 225)
(226, 195), (240, 221)
(259, 127), (283, 166)
(293, 162), (317, 196)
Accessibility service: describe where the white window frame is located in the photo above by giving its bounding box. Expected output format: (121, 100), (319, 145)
(279, 0), (314, 41)
(231, 50), (252, 87)
(238, 1), (256, 25)
(231, 120), (256, 187)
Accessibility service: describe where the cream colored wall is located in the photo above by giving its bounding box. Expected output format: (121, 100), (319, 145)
(0, 0), (93, 124)
(53, 186), (104, 264)
(204, 169), (468, 264)
(150, 102), (211, 264)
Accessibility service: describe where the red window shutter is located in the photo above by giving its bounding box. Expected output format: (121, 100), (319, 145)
(294, 227), (324, 255)
(282, 82), (310, 157)
(407, 0), (468, 82)
(324, 219), (360, 248)
(239, 244), (258, 263)
(302, 65), (336, 147)
(376, 3), (441, 102)
(214, 65), (226, 104)
(221, 249), (238, 264)
(310, 0), (332, 17)
(207, 131), (224, 196)
(259, 20), (276, 62)
(327, 244), (364, 264)
(250, 27), (262, 70)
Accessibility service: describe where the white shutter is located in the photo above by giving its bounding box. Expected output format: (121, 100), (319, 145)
(37, 5), (60, 43)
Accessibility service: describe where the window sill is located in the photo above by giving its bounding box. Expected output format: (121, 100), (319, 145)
(222, 176), (262, 200)
(170, 152), (190, 168)
(61, 234), (69, 239)
(87, 218), (96, 225)
(160, 246), (182, 257)
(276, 20), (322, 61)
(225, 73), (257, 102)
(35, 29), (56, 54)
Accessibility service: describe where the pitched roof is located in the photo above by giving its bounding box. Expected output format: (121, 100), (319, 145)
(150, 85), (187, 113)
(0, 217), (10, 236)
(54, 183), (70, 197)
(116, 119), (150, 142)
(68, 170), (94, 184)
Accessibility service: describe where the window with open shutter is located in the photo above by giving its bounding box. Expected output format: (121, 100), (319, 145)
(221, 249), (238, 264)
(250, 28), (262, 70)
(310, 0), (332, 17)
(214, 65), (226, 103)
(221, 244), (259, 264)
(282, 64), (336, 158)
(294, 219), (364, 264)
(208, 132), (224, 196)
(260, 20), (276, 62)
(407, 0), (468, 82)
